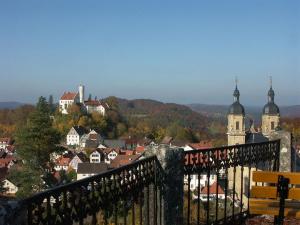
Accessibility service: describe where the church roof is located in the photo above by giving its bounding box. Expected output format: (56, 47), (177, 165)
(263, 102), (280, 115)
(228, 84), (245, 115)
(61, 92), (78, 100)
(246, 132), (269, 144)
(228, 102), (245, 115)
(263, 85), (280, 115)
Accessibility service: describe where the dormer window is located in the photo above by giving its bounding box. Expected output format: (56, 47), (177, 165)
(271, 121), (275, 130)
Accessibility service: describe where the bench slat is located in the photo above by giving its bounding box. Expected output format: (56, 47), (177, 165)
(250, 199), (300, 208)
(249, 199), (300, 218)
(251, 186), (300, 200)
(252, 171), (300, 184)
(250, 208), (300, 218)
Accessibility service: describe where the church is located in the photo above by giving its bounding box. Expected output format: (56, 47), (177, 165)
(227, 79), (280, 146)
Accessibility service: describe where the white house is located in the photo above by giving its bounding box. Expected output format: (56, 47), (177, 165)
(77, 163), (108, 180)
(69, 153), (88, 171)
(90, 149), (103, 163)
(79, 134), (89, 148)
(54, 157), (71, 171)
(84, 100), (107, 116)
(66, 126), (87, 146)
(103, 148), (120, 164)
(59, 92), (79, 114)
(199, 182), (225, 202)
(3, 179), (18, 195)
(59, 85), (85, 114)
(185, 174), (218, 191)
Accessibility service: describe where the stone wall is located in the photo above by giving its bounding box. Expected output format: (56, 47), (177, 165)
(270, 130), (293, 172)
(144, 144), (185, 225)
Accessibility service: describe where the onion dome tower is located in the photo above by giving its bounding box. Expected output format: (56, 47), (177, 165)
(262, 77), (280, 137)
(227, 79), (246, 145)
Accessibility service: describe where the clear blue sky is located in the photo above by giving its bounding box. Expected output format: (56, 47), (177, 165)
(0, 0), (299, 105)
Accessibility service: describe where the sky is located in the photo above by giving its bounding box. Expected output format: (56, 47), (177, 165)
(0, 1), (299, 106)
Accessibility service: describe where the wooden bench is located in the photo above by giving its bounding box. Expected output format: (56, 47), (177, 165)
(249, 171), (300, 224)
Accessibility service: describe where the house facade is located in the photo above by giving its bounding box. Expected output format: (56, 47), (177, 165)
(66, 126), (87, 146)
(90, 150), (103, 163)
(84, 100), (107, 116)
(103, 148), (120, 164)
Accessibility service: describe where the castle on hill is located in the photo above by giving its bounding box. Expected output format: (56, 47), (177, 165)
(59, 85), (109, 115)
(227, 78), (280, 145)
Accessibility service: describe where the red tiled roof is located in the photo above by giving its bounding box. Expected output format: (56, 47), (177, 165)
(188, 141), (213, 150)
(60, 92), (78, 100)
(120, 150), (135, 155)
(56, 157), (71, 166)
(0, 138), (12, 144)
(84, 100), (102, 106)
(110, 155), (141, 168)
(201, 182), (224, 195)
(135, 146), (145, 153)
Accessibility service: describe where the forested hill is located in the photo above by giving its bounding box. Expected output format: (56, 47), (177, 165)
(0, 101), (25, 109)
(116, 98), (212, 133)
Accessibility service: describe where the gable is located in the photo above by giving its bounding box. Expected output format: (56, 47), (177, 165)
(68, 127), (78, 136)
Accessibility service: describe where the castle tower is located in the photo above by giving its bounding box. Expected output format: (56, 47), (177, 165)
(227, 80), (246, 145)
(79, 84), (85, 104)
(262, 77), (280, 137)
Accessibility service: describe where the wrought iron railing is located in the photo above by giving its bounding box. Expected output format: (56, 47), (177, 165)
(4, 140), (281, 225)
(22, 156), (164, 225)
(184, 140), (280, 225)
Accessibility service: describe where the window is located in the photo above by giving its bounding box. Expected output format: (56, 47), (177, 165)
(236, 121), (240, 130)
(271, 122), (275, 130)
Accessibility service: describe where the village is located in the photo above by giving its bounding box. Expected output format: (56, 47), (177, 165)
(0, 85), (222, 202)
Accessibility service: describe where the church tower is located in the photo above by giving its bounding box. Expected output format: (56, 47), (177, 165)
(262, 77), (280, 137)
(227, 80), (246, 145)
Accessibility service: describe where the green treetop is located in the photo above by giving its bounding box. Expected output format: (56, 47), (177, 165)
(16, 96), (61, 169)
(11, 97), (62, 198)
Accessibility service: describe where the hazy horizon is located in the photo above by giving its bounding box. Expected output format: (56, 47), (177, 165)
(0, 97), (299, 108)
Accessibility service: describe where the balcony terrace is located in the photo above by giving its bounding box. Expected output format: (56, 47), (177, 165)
(2, 139), (296, 225)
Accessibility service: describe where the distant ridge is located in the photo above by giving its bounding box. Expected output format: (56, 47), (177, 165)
(0, 101), (25, 109)
(188, 104), (300, 119)
(114, 98), (211, 132)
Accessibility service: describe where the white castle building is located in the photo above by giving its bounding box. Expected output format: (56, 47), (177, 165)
(59, 85), (109, 115)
